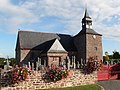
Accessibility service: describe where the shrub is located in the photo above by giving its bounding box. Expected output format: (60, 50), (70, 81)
(10, 66), (31, 84)
(42, 65), (70, 82)
(86, 60), (96, 74)
(86, 57), (102, 74)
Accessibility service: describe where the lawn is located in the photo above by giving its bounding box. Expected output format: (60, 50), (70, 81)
(37, 84), (101, 90)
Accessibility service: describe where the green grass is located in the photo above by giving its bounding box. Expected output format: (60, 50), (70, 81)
(37, 84), (101, 90)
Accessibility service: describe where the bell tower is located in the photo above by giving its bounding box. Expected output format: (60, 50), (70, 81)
(82, 8), (93, 30)
(74, 8), (103, 63)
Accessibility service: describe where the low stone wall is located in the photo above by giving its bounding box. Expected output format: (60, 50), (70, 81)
(1, 70), (97, 90)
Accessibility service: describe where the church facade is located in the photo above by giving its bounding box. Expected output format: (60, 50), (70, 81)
(15, 9), (102, 67)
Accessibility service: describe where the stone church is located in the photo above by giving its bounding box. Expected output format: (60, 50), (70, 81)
(15, 9), (103, 67)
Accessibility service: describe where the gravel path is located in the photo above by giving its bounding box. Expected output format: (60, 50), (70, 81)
(98, 80), (120, 90)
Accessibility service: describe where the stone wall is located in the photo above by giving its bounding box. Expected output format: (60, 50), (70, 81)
(86, 34), (103, 60)
(1, 70), (97, 90)
(74, 33), (103, 62)
(47, 52), (67, 66)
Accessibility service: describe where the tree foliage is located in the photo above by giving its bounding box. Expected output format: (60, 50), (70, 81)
(104, 51), (109, 60)
(0, 58), (16, 68)
(113, 51), (120, 59)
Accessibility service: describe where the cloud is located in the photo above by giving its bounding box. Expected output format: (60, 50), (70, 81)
(27, 0), (120, 34)
(0, 0), (120, 41)
(0, 0), (38, 34)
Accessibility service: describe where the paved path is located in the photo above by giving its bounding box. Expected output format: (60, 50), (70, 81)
(98, 80), (120, 90)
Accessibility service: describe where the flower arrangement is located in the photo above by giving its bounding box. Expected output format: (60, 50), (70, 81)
(10, 66), (31, 84)
(86, 60), (96, 74)
(86, 57), (103, 74)
(42, 65), (70, 82)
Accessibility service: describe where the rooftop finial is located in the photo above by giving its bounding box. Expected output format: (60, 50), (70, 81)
(84, 7), (89, 18)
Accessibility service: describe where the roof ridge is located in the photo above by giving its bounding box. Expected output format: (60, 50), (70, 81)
(18, 30), (57, 34)
(18, 30), (72, 36)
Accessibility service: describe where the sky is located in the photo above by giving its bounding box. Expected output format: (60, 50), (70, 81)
(0, 0), (120, 58)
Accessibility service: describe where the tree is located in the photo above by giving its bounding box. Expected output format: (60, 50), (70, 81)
(105, 52), (108, 56)
(0, 58), (5, 68)
(105, 51), (109, 60)
(113, 51), (120, 59)
(0, 58), (16, 68)
(9, 58), (16, 66)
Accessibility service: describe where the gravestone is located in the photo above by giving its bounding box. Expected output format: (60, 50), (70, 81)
(73, 56), (76, 69)
(44, 60), (46, 67)
(36, 62), (39, 71)
(32, 63), (34, 70)
(77, 61), (80, 69)
(28, 62), (31, 68)
(67, 56), (70, 70)
(4, 65), (7, 70)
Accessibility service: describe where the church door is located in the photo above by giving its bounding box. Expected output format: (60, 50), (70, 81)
(49, 56), (61, 66)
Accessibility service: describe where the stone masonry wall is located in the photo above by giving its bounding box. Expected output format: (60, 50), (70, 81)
(86, 34), (103, 60)
(47, 52), (67, 66)
(1, 70), (97, 90)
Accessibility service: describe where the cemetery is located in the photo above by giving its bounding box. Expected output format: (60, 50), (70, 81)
(0, 57), (100, 90)
(1, 56), (120, 90)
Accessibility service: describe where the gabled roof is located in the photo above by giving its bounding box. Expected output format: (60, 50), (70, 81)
(48, 39), (67, 53)
(17, 31), (77, 52)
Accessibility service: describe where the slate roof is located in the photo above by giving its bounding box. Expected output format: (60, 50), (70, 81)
(17, 31), (77, 53)
(75, 28), (102, 36)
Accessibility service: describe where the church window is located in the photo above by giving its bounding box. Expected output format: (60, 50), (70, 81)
(95, 47), (97, 51)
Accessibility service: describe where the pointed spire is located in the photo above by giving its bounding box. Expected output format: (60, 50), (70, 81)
(84, 8), (89, 18)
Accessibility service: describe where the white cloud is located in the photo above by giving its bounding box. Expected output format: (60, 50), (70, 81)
(0, 0), (120, 41)
(0, 0), (38, 33)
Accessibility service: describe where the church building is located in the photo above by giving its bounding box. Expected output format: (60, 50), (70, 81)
(15, 9), (103, 67)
